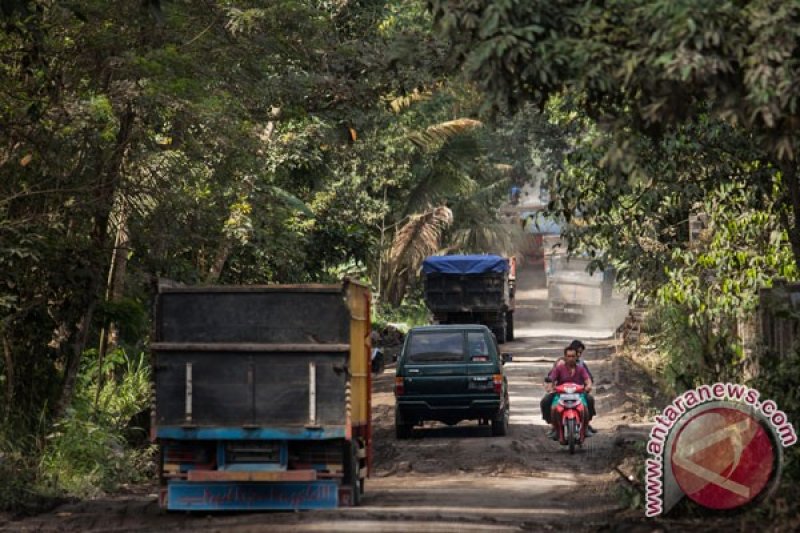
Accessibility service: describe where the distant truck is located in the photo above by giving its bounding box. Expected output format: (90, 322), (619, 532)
(519, 210), (563, 287)
(547, 256), (615, 321)
(422, 255), (515, 343)
(151, 280), (372, 511)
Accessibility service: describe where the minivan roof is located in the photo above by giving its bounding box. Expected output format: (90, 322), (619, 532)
(409, 324), (491, 332)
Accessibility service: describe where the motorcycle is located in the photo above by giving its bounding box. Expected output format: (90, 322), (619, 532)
(552, 383), (588, 454)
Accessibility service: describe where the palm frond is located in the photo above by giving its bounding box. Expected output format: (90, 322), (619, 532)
(449, 221), (523, 256)
(408, 119), (483, 151)
(436, 135), (482, 171)
(464, 179), (508, 204)
(383, 206), (453, 304)
(389, 205), (453, 268)
(403, 163), (476, 217)
(387, 89), (432, 113)
(267, 186), (314, 217)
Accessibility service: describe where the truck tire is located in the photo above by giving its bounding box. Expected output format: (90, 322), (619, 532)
(506, 313), (514, 341)
(495, 324), (507, 344)
(343, 441), (361, 506)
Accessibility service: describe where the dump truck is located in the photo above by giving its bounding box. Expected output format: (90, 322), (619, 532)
(422, 255), (515, 343)
(547, 256), (614, 321)
(150, 280), (372, 511)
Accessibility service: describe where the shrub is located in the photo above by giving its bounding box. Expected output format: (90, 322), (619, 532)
(37, 349), (155, 498)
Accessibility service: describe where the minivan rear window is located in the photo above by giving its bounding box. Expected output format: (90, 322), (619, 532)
(406, 331), (464, 363)
(467, 332), (491, 362)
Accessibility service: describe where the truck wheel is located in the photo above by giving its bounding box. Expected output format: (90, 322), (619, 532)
(343, 441), (361, 506)
(495, 324), (507, 344)
(506, 313), (514, 341)
(491, 406), (509, 436)
(395, 410), (412, 440)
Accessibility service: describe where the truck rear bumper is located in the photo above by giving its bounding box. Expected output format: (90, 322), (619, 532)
(155, 426), (346, 440)
(548, 302), (586, 315)
(165, 480), (340, 510)
(186, 469), (317, 482)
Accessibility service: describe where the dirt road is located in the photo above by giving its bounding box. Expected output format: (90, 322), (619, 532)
(3, 267), (650, 532)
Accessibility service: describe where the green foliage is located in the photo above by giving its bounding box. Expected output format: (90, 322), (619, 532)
(647, 304), (707, 392)
(658, 184), (796, 321)
(0, 421), (52, 513)
(373, 297), (430, 332)
(37, 349), (154, 498)
(752, 345), (800, 484)
(94, 299), (148, 346)
(614, 442), (648, 511)
(430, 0), (800, 499)
(430, 0), (800, 158)
(1, 2), (475, 504)
(545, 104), (798, 385)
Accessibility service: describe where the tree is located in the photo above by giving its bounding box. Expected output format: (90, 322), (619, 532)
(429, 0), (800, 266)
(0, 0), (459, 434)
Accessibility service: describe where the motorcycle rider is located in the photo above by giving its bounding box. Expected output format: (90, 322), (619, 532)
(541, 340), (597, 434)
(562, 340), (597, 433)
(566, 340), (593, 380)
(541, 345), (593, 440)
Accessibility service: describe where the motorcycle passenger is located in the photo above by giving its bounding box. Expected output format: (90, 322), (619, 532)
(555, 340), (597, 434)
(541, 345), (593, 440)
(540, 341), (592, 431)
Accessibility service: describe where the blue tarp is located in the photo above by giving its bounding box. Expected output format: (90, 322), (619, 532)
(422, 255), (509, 275)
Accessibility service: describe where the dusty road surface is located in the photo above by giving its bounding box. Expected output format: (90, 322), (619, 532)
(3, 266), (654, 532)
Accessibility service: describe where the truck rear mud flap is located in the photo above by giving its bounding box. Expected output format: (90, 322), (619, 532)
(166, 480), (340, 510)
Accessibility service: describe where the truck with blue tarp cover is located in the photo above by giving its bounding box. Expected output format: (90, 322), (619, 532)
(422, 254), (516, 343)
(150, 280), (372, 511)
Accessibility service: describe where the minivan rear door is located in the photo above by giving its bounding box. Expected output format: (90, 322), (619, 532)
(465, 331), (500, 394)
(401, 330), (470, 402)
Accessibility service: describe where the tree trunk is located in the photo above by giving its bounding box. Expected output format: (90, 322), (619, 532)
(56, 303), (98, 418)
(205, 113), (278, 283)
(205, 240), (234, 284)
(2, 332), (13, 422)
(56, 106), (135, 418)
(94, 205), (131, 411)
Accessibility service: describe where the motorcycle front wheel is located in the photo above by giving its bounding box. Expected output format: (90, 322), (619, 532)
(566, 418), (576, 454)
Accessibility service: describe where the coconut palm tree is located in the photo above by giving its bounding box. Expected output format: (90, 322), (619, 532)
(379, 118), (523, 305)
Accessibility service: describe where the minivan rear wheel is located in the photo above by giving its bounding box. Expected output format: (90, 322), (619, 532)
(491, 406), (509, 436)
(395, 410), (412, 439)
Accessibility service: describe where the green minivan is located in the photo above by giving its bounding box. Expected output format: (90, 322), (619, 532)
(394, 324), (511, 439)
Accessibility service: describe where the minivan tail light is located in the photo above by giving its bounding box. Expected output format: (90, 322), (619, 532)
(493, 374), (503, 395)
(395, 377), (405, 396)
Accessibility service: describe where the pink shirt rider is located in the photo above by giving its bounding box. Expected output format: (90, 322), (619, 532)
(547, 364), (590, 387)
